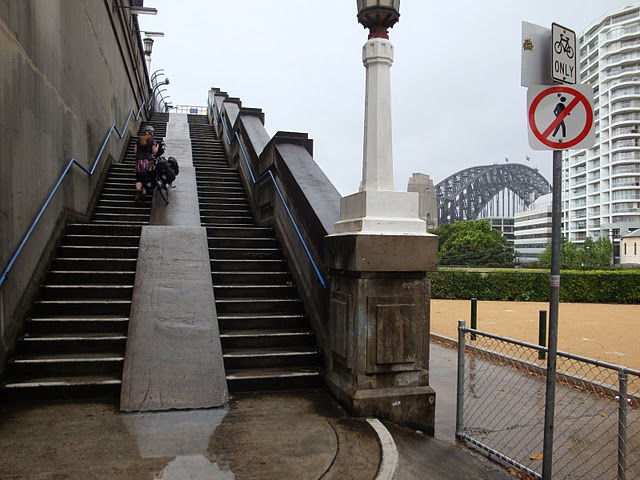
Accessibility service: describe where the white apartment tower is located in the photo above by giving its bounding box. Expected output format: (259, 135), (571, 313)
(563, 4), (640, 244)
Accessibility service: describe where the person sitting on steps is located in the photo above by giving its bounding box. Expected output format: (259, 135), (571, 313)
(133, 124), (159, 203)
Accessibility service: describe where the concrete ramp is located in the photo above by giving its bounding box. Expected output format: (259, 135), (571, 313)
(120, 226), (228, 411)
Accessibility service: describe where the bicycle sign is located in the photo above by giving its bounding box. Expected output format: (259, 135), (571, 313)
(551, 23), (577, 84)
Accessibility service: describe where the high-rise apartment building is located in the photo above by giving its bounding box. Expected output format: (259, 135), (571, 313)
(563, 4), (640, 246)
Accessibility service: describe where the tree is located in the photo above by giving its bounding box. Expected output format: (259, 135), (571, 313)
(537, 236), (612, 269)
(538, 236), (579, 268)
(580, 236), (612, 268)
(429, 220), (514, 267)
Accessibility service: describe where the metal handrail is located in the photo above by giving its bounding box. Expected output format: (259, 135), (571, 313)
(209, 100), (327, 288)
(0, 98), (151, 288)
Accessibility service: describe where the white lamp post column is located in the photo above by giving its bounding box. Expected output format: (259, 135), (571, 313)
(323, 1), (438, 436)
(332, 0), (426, 235)
(361, 38), (394, 192)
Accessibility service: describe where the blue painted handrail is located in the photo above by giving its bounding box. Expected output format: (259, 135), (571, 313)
(209, 100), (327, 289)
(0, 98), (151, 288)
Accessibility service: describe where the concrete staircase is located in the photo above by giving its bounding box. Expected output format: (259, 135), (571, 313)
(1, 113), (169, 401)
(189, 115), (323, 392)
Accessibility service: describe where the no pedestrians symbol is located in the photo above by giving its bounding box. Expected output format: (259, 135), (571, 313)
(527, 84), (595, 150)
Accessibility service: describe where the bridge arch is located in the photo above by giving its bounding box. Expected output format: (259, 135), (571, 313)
(435, 164), (551, 224)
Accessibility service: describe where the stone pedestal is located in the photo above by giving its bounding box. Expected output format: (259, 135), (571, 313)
(324, 233), (438, 434)
(333, 190), (427, 235)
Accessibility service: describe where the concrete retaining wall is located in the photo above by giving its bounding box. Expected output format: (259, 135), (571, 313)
(0, 0), (150, 371)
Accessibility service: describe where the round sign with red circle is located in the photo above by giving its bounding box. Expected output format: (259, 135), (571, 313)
(527, 85), (595, 151)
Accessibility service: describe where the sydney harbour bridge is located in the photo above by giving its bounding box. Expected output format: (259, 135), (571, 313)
(435, 163), (551, 225)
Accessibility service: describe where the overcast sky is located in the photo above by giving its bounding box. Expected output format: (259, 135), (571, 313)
(139, 1), (633, 196)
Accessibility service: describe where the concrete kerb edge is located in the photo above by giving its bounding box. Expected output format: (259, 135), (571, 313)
(366, 418), (399, 480)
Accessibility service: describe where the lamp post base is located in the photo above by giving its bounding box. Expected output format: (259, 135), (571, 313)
(327, 377), (436, 435)
(333, 190), (429, 235)
(323, 233), (438, 435)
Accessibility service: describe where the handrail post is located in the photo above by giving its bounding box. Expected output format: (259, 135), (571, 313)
(456, 319), (466, 437)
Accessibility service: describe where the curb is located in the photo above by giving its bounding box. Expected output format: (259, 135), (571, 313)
(366, 418), (399, 480)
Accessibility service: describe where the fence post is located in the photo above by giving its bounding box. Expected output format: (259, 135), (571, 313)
(470, 298), (477, 340)
(538, 310), (547, 360)
(456, 320), (466, 437)
(618, 370), (628, 480)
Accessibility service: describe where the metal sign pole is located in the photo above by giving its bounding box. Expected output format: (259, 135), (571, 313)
(542, 149), (562, 478)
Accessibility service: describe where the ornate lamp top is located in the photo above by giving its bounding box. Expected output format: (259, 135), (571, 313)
(356, 0), (400, 39)
(143, 37), (154, 56)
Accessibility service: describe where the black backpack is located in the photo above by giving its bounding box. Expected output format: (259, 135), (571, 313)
(167, 157), (179, 176)
(155, 157), (176, 185)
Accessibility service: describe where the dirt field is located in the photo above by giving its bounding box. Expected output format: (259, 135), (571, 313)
(430, 299), (640, 371)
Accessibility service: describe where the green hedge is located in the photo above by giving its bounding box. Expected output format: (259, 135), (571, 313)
(428, 268), (640, 304)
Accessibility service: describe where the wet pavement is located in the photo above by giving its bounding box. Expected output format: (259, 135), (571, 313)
(0, 344), (512, 480)
(0, 391), (381, 480)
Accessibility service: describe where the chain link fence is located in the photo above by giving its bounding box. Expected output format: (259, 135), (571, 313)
(455, 321), (640, 479)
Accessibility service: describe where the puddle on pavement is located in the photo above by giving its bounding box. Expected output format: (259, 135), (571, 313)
(123, 406), (234, 479)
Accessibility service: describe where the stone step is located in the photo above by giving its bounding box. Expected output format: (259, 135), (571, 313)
(106, 170), (136, 179)
(220, 329), (315, 349)
(225, 367), (323, 393)
(45, 271), (135, 285)
(196, 175), (241, 185)
(207, 226), (274, 238)
(212, 271), (291, 285)
(213, 285), (297, 299)
(193, 161), (229, 167)
(33, 299), (131, 316)
(210, 259), (287, 272)
(200, 208), (252, 218)
(195, 168), (239, 177)
(50, 258), (137, 272)
(209, 248), (281, 260)
(217, 313), (308, 331)
(66, 224), (142, 236)
(201, 216), (255, 226)
(198, 193), (248, 203)
(208, 237), (277, 249)
(0, 117), (162, 403)
(93, 213), (152, 224)
(17, 335), (127, 355)
(215, 298), (303, 315)
(94, 205), (151, 215)
(39, 285), (134, 300)
(96, 200), (150, 213)
(93, 219), (150, 226)
(192, 125), (324, 393)
(197, 185), (246, 194)
(199, 201), (251, 210)
(223, 347), (321, 370)
(62, 235), (140, 247)
(10, 354), (124, 376)
(27, 317), (129, 335)
(57, 246), (139, 259)
(0, 376), (121, 401)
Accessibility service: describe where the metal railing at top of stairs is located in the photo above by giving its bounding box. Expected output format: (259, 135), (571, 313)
(209, 100), (327, 289)
(0, 98), (153, 289)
